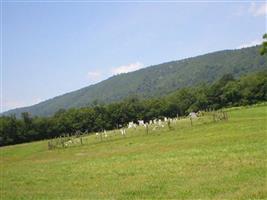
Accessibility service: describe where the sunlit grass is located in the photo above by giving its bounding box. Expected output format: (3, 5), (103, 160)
(1, 105), (266, 199)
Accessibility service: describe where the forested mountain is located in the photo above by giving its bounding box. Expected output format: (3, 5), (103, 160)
(4, 45), (267, 117)
(1, 71), (266, 146)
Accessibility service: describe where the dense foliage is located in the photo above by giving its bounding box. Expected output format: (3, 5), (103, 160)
(4, 45), (267, 117)
(1, 71), (266, 146)
(260, 33), (267, 55)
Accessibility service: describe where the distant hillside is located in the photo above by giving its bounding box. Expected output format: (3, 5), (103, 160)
(4, 45), (267, 117)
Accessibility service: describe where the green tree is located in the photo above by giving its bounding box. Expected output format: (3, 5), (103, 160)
(260, 33), (267, 55)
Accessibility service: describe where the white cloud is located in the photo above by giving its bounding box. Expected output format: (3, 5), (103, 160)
(2, 100), (24, 111)
(111, 62), (144, 75)
(2, 97), (43, 112)
(237, 39), (262, 49)
(87, 71), (103, 82)
(248, 2), (267, 17)
(233, 6), (245, 17)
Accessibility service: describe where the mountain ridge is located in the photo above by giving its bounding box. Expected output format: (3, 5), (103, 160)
(4, 45), (267, 117)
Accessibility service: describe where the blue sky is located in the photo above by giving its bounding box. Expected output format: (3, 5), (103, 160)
(1, 1), (266, 112)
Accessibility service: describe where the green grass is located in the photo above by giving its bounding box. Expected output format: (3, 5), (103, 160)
(1, 105), (267, 199)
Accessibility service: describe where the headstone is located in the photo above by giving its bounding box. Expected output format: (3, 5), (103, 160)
(189, 112), (197, 118)
(138, 120), (144, 126)
(128, 122), (134, 128)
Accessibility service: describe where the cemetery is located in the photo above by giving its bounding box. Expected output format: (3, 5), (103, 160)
(1, 104), (266, 199)
(47, 110), (228, 150)
(2, 2), (266, 199)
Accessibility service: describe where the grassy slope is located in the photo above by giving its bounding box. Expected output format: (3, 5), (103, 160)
(1, 105), (267, 199)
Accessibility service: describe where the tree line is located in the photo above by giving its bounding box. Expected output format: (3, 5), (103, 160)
(1, 71), (266, 146)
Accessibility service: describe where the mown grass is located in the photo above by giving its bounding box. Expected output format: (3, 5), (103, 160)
(0, 105), (266, 199)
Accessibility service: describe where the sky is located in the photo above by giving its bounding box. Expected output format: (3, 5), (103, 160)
(1, 0), (267, 112)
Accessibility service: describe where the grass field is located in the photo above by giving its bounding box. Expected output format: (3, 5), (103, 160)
(1, 105), (267, 199)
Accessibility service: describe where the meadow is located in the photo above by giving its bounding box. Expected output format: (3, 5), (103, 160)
(1, 105), (266, 199)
